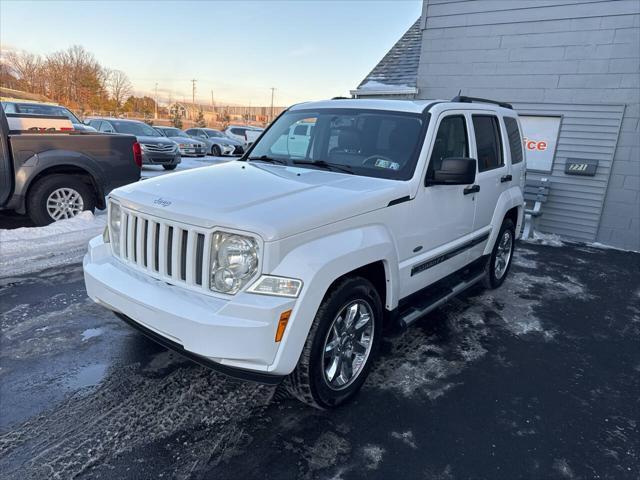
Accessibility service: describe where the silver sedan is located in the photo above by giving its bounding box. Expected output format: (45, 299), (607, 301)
(154, 126), (207, 157)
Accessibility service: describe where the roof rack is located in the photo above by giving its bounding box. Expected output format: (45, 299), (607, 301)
(331, 96), (351, 100)
(450, 95), (513, 110)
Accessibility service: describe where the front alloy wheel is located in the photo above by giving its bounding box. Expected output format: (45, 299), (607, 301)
(322, 300), (375, 390)
(285, 276), (382, 409)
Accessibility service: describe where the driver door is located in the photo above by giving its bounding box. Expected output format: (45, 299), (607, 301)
(399, 111), (477, 297)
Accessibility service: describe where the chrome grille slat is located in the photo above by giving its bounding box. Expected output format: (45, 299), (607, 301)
(112, 208), (212, 293)
(127, 214), (135, 262)
(135, 217), (144, 266)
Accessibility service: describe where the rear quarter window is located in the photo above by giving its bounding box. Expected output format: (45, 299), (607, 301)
(504, 117), (523, 164)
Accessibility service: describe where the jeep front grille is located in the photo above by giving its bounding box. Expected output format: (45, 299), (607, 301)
(114, 208), (210, 290)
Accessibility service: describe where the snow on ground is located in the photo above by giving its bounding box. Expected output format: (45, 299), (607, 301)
(521, 230), (565, 247)
(0, 211), (106, 278)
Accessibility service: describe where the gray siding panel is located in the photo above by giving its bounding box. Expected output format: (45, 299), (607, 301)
(418, 0), (640, 249)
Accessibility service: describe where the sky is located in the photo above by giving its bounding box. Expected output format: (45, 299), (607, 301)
(0, 0), (422, 107)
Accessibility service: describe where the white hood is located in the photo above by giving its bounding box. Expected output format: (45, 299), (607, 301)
(112, 161), (408, 241)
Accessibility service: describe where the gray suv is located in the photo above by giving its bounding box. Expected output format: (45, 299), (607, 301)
(88, 118), (181, 170)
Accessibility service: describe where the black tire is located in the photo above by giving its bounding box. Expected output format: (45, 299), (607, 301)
(482, 218), (515, 289)
(27, 174), (96, 226)
(284, 276), (382, 409)
(163, 164), (177, 171)
(212, 145), (222, 157)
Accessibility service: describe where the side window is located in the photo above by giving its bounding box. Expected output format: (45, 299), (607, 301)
(101, 122), (115, 133)
(293, 124), (307, 136)
(472, 115), (503, 172)
(428, 115), (469, 174)
(185, 129), (194, 135)
(504, 117), (523, 164)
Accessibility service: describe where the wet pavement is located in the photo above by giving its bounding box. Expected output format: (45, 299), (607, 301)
(1, 242), (639, 479)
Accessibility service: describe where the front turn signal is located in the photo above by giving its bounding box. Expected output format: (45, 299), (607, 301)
(275, 310), (292, 342)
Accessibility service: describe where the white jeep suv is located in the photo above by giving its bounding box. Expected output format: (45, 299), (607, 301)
(84, 96), (525, 408)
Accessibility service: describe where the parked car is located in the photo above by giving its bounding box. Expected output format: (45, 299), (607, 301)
(271, 121), (314, 157)
(0, 105), (140, 226)
(84, 96), (525, 408)
(224, 125), (264, 147)
(87, 118), (181, 170)
(154, 126), (206, 157)
(1, 101), (97, 132)
(184, 128), (244, 156)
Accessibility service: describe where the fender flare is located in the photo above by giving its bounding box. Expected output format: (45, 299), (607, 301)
(267, 224), (398, 374)
(19, 150), (106, 211)
(483, 186), (524, 255)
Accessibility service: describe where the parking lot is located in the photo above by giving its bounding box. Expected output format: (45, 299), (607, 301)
(1, 240), (638, 479)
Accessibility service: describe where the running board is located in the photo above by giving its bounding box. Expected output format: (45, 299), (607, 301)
(396, 258), (487, 330)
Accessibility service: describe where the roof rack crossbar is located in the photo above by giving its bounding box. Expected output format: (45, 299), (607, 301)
(450, 95), (513, 110)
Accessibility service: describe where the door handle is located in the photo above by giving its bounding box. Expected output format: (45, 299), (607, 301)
(501, 174), (512, 183)
(464, 185), (480, 195)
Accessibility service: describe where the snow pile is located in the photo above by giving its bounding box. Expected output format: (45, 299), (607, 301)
(522, 230), (564, 247)
(0, 211), (105, 278)
(358, 80), (415, 92)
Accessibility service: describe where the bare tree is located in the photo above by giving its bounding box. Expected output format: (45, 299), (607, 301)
(3, 51), (45, 94)
(107, 69), (132, 112)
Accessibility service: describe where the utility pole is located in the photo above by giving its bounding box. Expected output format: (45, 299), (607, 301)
(211, 90), (215, 112)
(270, 87), (276, 123)
(154, 82), (158, 119)
(191, 79), (197, 120)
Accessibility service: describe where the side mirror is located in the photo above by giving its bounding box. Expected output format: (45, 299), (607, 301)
(427, 157), (476, 186)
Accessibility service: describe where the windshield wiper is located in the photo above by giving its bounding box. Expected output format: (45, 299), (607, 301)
(247, 155), (287, 165)
(292, 160), (354, 175)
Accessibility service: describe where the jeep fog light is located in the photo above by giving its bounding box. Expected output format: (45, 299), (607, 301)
(108, 201), (122, 255)
(210, 232), (259, 294)
(248, 275), (303, 298)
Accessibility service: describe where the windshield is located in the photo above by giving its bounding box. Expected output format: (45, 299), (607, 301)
(111, 120), (161, 136)
(4, 102), (81, 123)
(248, 108), (426, 180)
(204, 129), (224, 138)
(161, 127), (186, 137)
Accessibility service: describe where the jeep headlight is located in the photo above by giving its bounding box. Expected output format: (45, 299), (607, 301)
(209, 232), (258, 294)
(108, 201), (122, 255)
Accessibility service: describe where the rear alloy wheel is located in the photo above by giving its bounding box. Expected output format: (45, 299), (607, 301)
(483, 218), (515, 289)
(27, 174), (96, 226)
(284, 276), (382, 409)
(212, 145), (222, 157)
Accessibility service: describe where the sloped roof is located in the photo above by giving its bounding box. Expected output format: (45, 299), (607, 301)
(356, 18), (422, 91)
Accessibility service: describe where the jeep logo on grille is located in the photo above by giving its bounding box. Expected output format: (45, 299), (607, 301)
(153, 198), (172, 207)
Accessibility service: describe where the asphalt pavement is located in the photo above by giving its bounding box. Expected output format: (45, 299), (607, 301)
(0, 242), (638, 479)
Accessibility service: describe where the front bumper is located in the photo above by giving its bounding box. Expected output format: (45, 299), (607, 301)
(83, 235), (296, 382)
(179, 146), (205, 156)
(142, 151), (181, 165)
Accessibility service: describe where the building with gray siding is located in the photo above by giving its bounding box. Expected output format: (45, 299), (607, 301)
(353, 0), (639, 251)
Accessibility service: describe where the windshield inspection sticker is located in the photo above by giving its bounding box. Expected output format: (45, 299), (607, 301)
(375, 159), (400, 170)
